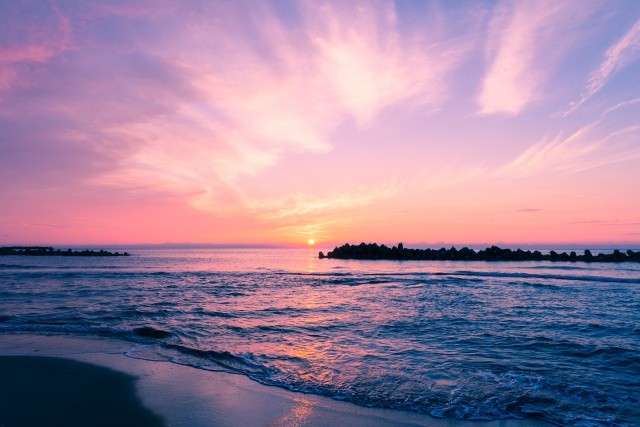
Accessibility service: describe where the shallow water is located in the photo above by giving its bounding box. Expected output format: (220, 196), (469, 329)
(1, 248), (639, 426)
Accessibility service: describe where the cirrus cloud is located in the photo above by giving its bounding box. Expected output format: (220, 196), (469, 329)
(563, 17), (640, 115)
(1, 0), (474, 217)
(478, 0), (597, 115)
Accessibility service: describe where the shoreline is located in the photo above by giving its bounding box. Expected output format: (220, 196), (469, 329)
(0, 334), (553, 427)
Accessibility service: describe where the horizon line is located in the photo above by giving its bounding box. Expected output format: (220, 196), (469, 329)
(2, 242), (640, 250)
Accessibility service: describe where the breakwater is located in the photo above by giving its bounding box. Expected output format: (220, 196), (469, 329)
(319, 243), (640, 262)
(0, 247), (129, 256)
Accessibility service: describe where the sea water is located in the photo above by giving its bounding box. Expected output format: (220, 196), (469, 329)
(1, 248), (638, 426)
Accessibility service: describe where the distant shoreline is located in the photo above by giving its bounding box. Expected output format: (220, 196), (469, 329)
(0, 246), (130, 257)
(320, 243), (640, 263)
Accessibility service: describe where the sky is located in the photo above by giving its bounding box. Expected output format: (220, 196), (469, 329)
(1, 0), (640, 248)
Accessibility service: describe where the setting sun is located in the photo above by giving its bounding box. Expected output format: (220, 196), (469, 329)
(308, 239), (315, 246)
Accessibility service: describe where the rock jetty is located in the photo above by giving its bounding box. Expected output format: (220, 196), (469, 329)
(0, 246), (130, 256)
(319, 243), (640, 263)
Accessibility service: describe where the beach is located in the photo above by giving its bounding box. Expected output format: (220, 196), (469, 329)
(0, 334), (553, 427)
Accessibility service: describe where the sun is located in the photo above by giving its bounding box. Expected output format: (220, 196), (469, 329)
(307, 238), (315, 246)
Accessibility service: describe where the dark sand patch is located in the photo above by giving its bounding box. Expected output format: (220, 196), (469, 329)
(0, 356), (164, 427)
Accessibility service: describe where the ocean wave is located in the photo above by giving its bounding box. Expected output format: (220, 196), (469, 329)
(526, 265), (590, 271)
(0, 264), (133, 270)
(0, 264), (44, 270)
(191, 308), (237, 318)
(7, 266), (637, 286)
(269, 269), (640, 286)
(1, 321), (635, 426)
(163, 343), (269, 376)
(133, 326), (171, 339)
(0, 322), (129, 337)
(0, 321), (172, 343)
(449, 270), (640, 284)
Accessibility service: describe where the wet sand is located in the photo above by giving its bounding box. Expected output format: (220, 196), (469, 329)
(0, 334), (553, 427)
(0, 355), (163, 427)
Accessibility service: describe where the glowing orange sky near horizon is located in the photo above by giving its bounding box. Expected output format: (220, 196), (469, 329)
(1, 1), (640, 247)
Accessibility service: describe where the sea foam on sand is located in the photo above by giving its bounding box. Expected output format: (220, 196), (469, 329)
(0, 334), (552, 427)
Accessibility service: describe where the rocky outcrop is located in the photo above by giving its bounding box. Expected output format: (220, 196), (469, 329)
(0, 246), (130, 256)
(319, 243), (640, 263)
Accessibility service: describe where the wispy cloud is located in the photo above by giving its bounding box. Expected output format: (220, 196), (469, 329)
(246, 179), (400, 220)
(26, 222), (96, 230)
(499, 122), (640, 177)
(568, 220), (619, 225)
(567, 220), (640, 226)
(1, 1), (472, 217)
(602, 96), (640, 115)
(301, 1), (472, 126)
(240, 180), (401, 243)
(0, 3), (72, 92)
(498, 123), (598, 177)
(478, 0), (595, 115)
(563, 18), (640, 115)
(271, 217), (355, 243)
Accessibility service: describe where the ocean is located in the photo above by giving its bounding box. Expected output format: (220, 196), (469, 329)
(1, 248), (638, 426)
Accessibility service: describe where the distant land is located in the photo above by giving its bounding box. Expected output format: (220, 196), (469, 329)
(0, 247), (129, 257)
(319, 243), (640, 263)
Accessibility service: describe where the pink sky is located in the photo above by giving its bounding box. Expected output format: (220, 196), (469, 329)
(1, 1), (640, 247)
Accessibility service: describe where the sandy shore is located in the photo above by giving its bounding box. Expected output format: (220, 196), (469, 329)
(0, 334), (552, 427)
